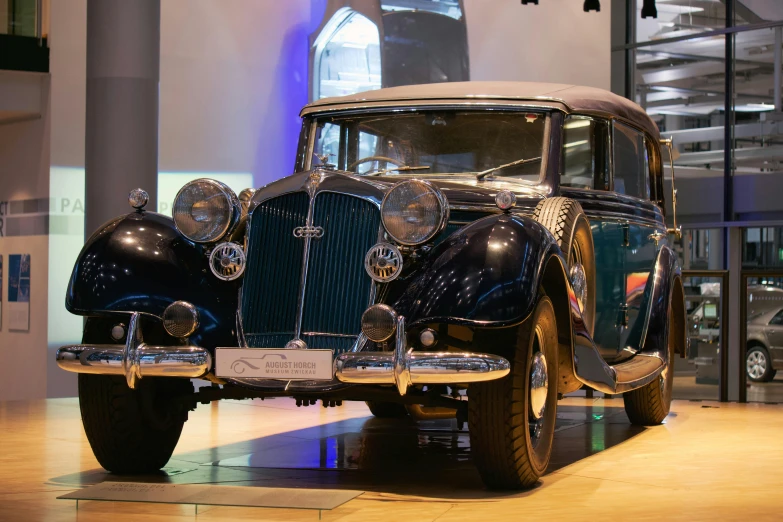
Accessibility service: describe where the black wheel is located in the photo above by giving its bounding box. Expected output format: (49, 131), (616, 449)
(623, 305), (676, 426)
(365, 401), (409, 418)
(77, 316), (193, 473)
(534, 197), (596, 336)
(747, 345), (776, 383)
(79, 374), (192, 473)
(468, 296), (559, 489)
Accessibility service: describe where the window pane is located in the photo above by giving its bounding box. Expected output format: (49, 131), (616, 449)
(315, 12), (381, 100)
(309, 110), (549, 183)
(613, 122), (650, 199)
(562, 117), (595, 190)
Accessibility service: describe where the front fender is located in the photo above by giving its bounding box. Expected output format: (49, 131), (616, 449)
(66, 211), (238, 349)
(393, 213), (562, 326)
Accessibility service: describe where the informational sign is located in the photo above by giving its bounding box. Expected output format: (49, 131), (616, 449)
(8, 254), (30, 331)
(215, 348), (334, 380)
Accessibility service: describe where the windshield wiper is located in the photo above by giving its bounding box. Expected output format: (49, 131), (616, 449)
(364, 165), (431, 176)
(475, 156), (542, 180)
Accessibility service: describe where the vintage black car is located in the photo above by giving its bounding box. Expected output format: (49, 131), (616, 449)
(57, 82), (687, 490)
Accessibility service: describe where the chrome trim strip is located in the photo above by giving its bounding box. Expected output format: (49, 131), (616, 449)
(301, 100), (567, 117)
(583, 211), (664, 229)
(305, 117), (318, 170)
(56, 313), (212, 389)
(301, 332), (357, 338)
(450, 204), (504, 213)
(293, 174), (322, 340)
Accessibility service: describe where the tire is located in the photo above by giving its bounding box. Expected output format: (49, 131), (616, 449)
(534, 197), (596, 336)
(747, 345), (775, 383)
(365, 401), (409, 418)
(623, 305), (676, 426)
(79, 374), (192, 473)
(468, 296), (559, 489)
(77, 317), (194, 474)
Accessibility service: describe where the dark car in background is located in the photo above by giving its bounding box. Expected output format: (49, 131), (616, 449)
(56, 82), (686, 490)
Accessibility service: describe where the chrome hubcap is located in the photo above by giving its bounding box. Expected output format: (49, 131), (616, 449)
(529, 351), (548, 420)
(747, 351), (767, 379)
(569, 263), (587, 313)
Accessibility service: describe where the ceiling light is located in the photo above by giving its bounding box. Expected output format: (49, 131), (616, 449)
(583, 0), (600, 12)
(641, 0), (657, 18)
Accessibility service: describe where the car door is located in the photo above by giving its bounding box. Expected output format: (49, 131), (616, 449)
(562, 116), (665, 363)
(560, 115), (625, 361)
(611, 122), (664, 358)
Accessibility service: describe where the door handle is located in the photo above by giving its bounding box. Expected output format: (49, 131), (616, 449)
(648, 231), (665, 246)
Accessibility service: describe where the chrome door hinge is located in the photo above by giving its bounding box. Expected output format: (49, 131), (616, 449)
(617, 304), (629, 328)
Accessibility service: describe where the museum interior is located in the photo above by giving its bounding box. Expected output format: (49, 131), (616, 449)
(2, 0), (783, 519)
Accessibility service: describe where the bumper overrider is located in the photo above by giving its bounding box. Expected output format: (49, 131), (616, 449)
(56, 313), (211, 389)
(57, 312), (510, 395)
(333, 314), (510, 395)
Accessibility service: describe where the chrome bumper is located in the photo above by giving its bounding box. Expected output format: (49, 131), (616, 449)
(334, 315), (510, 395)
(56, 313), (211, 389)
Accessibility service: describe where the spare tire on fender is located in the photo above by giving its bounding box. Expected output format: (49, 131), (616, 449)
(534, 197), (596, 336)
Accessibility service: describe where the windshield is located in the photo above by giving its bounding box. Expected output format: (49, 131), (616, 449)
(301, 109), (550, 184)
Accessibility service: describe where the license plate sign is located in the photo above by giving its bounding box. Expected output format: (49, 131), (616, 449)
(215, 348), (334, 380)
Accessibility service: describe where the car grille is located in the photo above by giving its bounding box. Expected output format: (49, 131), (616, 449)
(241, 192), (380, 354)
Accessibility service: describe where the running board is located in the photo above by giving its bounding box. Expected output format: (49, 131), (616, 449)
(570, 246), (680, 395)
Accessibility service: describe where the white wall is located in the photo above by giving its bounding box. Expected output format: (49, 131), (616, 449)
(159, 0), (315, 183)
(465, 0), (612, 90)
(0, 78), (51, 402)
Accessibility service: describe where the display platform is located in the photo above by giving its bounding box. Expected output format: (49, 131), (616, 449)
(58, 481), (362, 513)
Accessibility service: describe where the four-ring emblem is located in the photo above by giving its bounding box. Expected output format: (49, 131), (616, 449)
(293, 226), (325, 239)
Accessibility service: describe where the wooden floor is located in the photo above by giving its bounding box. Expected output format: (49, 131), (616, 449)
(1, 395), (782, 521)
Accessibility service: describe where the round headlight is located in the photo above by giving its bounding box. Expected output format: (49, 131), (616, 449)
(381, 180), (448, 246)
(173, 179), (239, 243)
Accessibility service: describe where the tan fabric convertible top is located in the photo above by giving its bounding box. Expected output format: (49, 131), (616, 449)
(303, 81), (660, 139)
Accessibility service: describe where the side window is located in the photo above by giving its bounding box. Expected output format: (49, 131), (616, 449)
(612, 122), (651, 200)
(770, 310), (783, 326)
(561, 116), (609, 190)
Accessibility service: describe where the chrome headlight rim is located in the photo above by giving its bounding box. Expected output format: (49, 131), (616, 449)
(380, 179), (449, 246)
(173, 178), (240, 244)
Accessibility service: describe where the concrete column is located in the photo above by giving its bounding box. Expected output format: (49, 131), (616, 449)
(85, 0), (160, 236)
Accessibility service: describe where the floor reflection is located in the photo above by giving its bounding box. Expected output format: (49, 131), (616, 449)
(48, 398), (646, 498)
(747, 374), (783, 403)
